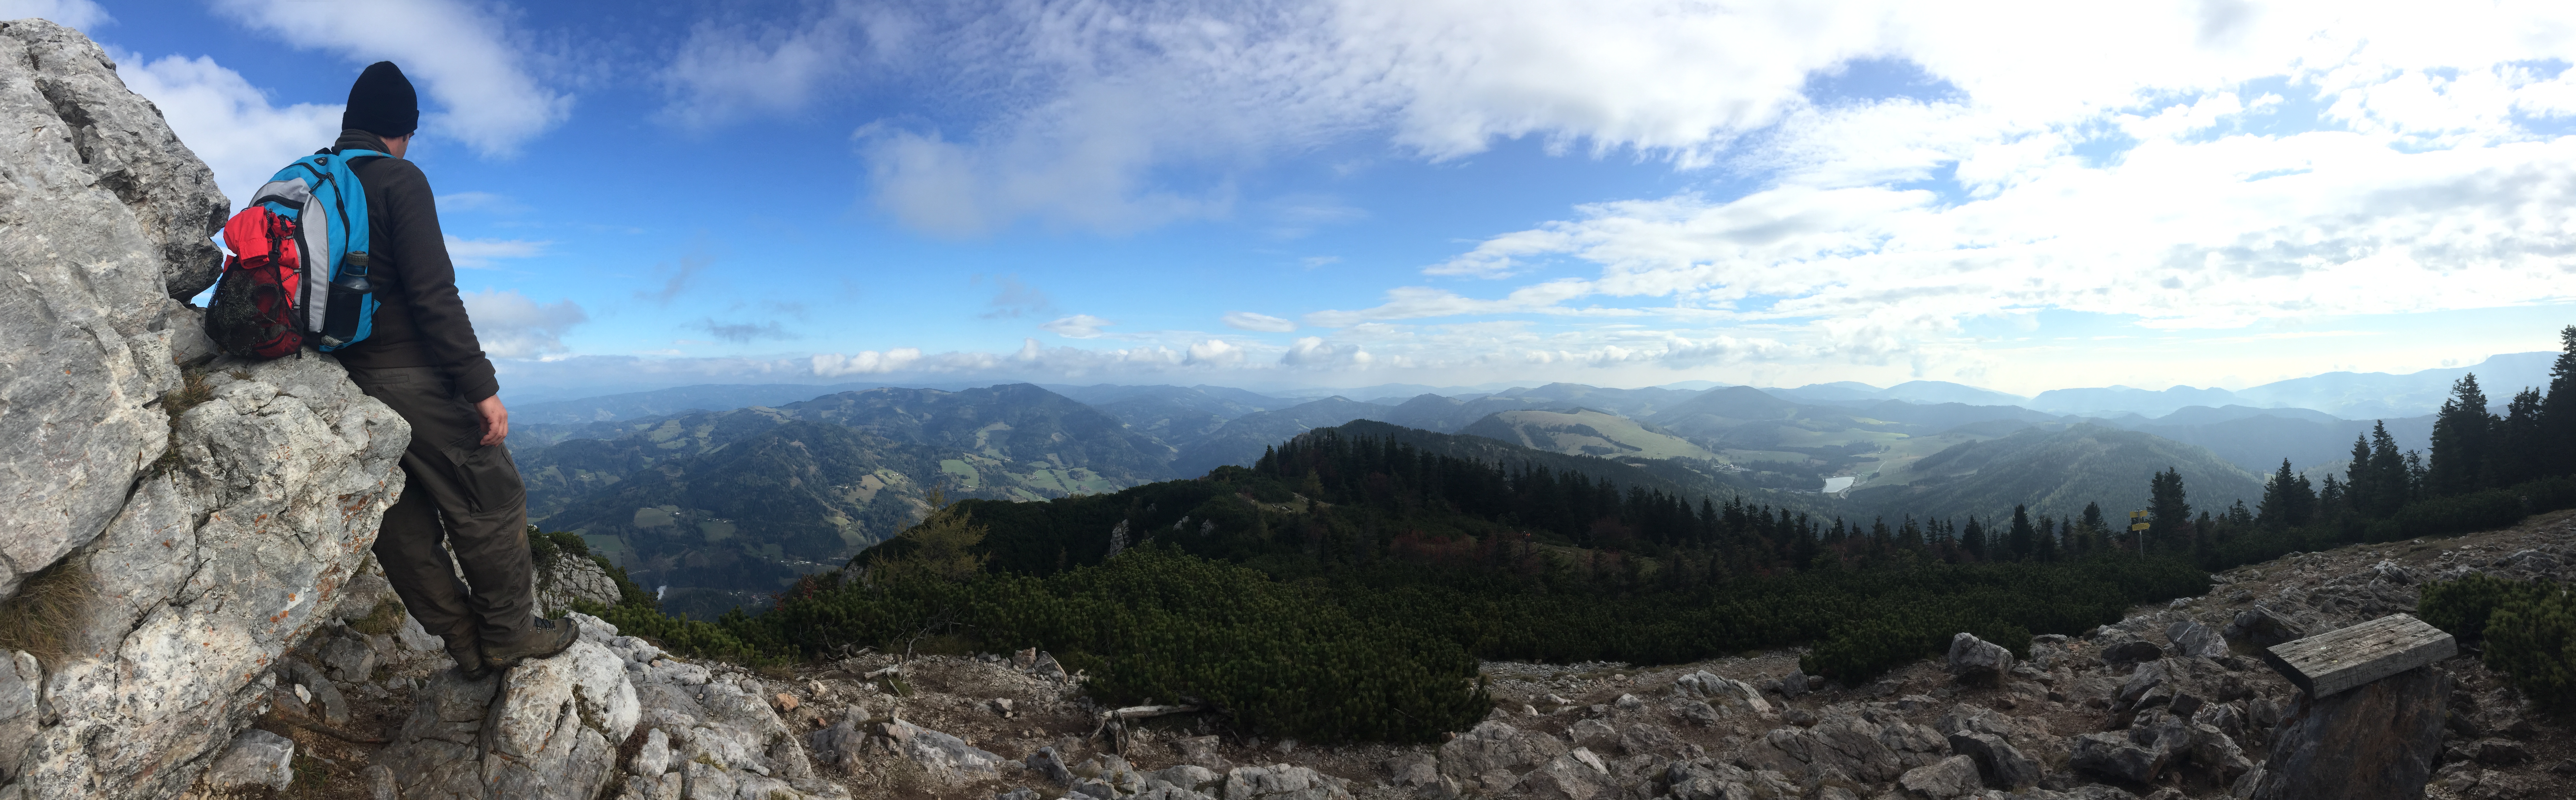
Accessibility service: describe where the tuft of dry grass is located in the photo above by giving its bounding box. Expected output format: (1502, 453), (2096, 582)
(0, 554), (92, 668)
(346, 599), (406, 638)
(149, 370), (215, 476)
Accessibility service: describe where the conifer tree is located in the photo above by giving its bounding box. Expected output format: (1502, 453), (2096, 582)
(2546, 325), (2576, 476)
(2345, 433), (2378, 516)
(2007, 505), (2036, 560)
(2082, 502), (2106, 533)
(2257, 459), (2315, 530)
(1961, 515), (1987, 561)
(2035, 515), (2060, 562)
(2429, 374), (2499, 496)
(2365, 423), (2408, 516)
(2317, 474), (2346, 519)
(2149, 467), (2192, 549)
(2501, 388), (2545, 486)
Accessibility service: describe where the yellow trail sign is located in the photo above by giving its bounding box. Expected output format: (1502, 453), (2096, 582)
(2129, 510), (2149, 519)
(2129, 522), (2151, 531)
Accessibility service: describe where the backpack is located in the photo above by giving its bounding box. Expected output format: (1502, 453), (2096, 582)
(203, 148), (388, 359)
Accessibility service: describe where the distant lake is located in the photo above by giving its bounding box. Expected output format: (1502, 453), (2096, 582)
(1821, 476), (1856, 493)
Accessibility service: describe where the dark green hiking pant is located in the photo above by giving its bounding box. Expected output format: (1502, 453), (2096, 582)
(344, 364), (534, 660)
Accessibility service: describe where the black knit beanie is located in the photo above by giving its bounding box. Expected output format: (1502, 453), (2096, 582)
(343, 61), (419, 138)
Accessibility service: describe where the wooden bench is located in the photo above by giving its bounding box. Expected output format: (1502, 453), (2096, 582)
(2261, 613), (2456, 699)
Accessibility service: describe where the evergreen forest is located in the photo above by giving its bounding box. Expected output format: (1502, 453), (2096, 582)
(578, 326), (2576, 744)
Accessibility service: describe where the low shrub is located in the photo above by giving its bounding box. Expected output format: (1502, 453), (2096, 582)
(2419, 574), (2549, 643)
(2482, 582), (2576, 711)
(2396, 490), (2525, 539)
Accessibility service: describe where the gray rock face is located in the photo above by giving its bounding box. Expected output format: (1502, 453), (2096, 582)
(2070, 731), (2167, 783)
(11, 354), (403, 796)
(0, 18), (223, 601)
(0, 21), (409, 799)
(379, 614), (848, 800)
(201, 729), (295, 793)
(1436, 720), (1568, 781)
(534, 552), (622, 615)
(1740, 708), (1906, 783)
(1947, 730), (2039, 789)
(1947, 633), (2014, 685)
(2166, 620), (2226, 659)
(2224, 605), (2305, 649)
(2250, 664), (2448, 800)
(1898, 755), (1981, 799)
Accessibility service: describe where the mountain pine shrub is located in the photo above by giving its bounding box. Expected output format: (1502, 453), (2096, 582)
(2419, 574), (2549, 643)
(2481, 581), (2576, 711)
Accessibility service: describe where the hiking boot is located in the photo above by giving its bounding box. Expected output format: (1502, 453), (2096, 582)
(441, 625), (492, 681)
(446, 635), (489, 676)
(481, 615), (579, 670)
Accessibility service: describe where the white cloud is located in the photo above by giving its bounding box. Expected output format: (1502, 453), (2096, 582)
(1040, 314), (1113, 339)
(1279, 336), (1372, 369)
(212, 0), (569, 156)
(812, 348), (925, 377)
(443, 237), (548, 269)
(1221, 311), (1297, 333)
(1304, 281), (1599, 328)
(1186, 339), (1245, 366)
(1, 0), (108, 29)
(462, 289), (587, 359)
(112, 51), (343, 211)
(660, 1), (917, 129)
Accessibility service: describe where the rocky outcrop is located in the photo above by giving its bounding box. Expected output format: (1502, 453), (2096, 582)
(378, 614), (850, 800)
(2248, 665), (2448, 800)
(0, 20), (409, 799)
(533, 552), (621, 615)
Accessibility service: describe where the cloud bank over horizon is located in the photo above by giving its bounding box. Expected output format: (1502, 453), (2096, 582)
(56, 1), (2576, 397)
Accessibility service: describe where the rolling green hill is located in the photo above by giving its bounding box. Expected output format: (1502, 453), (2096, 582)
(1846, 423), (2265, 521)
(1458, 408), (1724, 460)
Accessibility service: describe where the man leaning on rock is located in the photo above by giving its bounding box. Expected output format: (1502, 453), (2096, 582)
(328, 61), (575, 678)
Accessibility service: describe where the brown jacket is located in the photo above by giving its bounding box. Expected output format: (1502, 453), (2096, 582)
(328, 129), (499, 401)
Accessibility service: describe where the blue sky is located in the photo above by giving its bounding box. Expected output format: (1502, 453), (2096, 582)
(20, 0), (2576, 400)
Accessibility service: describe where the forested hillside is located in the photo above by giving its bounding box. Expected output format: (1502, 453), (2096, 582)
(585, 326), (2576, 748)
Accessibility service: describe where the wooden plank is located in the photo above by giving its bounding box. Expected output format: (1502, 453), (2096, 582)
(2261, 613), (2455, 699)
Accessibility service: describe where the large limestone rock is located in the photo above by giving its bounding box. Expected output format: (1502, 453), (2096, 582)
(7, 342), (407, 798)
(2249, 665), (2448, 800)
(0, 17), (224, 600)
(0, 20), (410, 798)
(380, 615), (850, 800)
(534, 551), (622, 615)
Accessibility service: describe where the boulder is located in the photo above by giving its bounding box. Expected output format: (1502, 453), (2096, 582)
(1672, 671), (1771, 715)
(1223, 763), (1352, 800)
(884, 719), (1004, 778)
(534, 552), (624, 615)
(1946, 730), (2039, 789)
(1514, 752), (1613, 800)
(378, 616), (844, 800)
(2166, 620), (2226, 659)
(0, 21), (411, 798)
(2101, 640), (2166, 667)
(1897, 755), (1981, 799)
(201, 729), (295, 794)
(2224, 606), (2305, 649)
(1739, 708), (1904, 783)
(1618, 722), (1681, 756)
(2069, 731), (2167, 783)
(1436, 719), (1567, 781)
(2248, 665), (2447, 800)
(1569, 718), (1618, 750)
(1673, 699), (1722, 727)
(1663, 760), (1756, 800)
(1946, 633), (2014, 685)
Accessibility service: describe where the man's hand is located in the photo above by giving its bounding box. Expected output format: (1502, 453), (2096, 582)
(475, 395), (509, 446)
